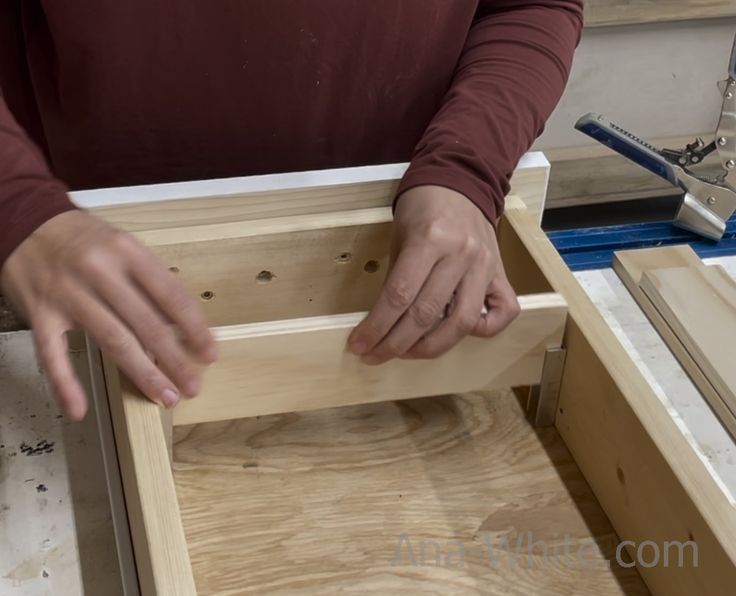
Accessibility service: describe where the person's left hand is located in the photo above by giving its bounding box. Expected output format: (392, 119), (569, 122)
(347, 185), (520, 365)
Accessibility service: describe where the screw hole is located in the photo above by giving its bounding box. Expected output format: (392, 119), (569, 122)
(256, 270), (275, 283)
(335, 252), (353, 264)
(200, 290), (215, 301)
(364, 260), (380, 273)
(616, 465), (625, 485)
(169, 266), (180, 273)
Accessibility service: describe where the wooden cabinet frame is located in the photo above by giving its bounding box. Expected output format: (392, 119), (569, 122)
(80, 155), (736, 595)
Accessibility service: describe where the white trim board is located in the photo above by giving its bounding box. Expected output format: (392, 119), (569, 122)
(70, 153), (549, 209)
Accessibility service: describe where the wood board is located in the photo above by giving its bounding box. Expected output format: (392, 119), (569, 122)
(103, 358), (196, 595)
(613, 246), (736, 438)
(585, 0), (736, 28)
(140, 211), (393, 327)
(172, 388), (648, 595)
(172, 293), (568, 426)
(82, 157), (550, 231)
(640, 264), (736, 420)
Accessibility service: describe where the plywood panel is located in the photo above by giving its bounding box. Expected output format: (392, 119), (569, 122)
(173, 389), (648, 595)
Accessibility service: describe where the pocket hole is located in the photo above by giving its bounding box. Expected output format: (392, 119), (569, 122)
(200, 290), (215, 301)
(256, 270), (275, 283)
(364, 260), (380, 273)
(335, 252), (352, 263)
(616, 466), (625, 485)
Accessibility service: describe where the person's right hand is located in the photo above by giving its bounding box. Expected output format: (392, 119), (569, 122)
(0, 210), (218, 421)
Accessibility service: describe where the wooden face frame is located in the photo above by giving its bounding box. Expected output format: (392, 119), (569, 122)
(80, 156), (736, 595)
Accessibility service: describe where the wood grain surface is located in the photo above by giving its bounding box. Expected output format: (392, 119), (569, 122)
(613, 246), (736, 438)
(144, 215), (393, 328)
(585, 0), (736, 27)
(172, 293), (567, 426)
(502, 200), (736, 595)
(103, 358), (196, 596)
(90, 163), (549, 232)
(173, 389), (647, 595)
(640, 265), (736, 419)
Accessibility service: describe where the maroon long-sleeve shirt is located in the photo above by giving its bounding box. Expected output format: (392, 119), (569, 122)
(0, 1), (583, 270)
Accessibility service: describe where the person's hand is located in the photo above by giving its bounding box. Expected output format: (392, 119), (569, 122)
(0, 210), (217, 420)
(348, 185), (519, 364)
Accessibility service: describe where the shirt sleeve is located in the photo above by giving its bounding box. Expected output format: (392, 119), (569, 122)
(395, 0), (584, 225)
(0, 96), (77, 271)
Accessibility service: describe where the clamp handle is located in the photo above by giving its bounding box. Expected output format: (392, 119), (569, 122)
(574, 113), (678, 186)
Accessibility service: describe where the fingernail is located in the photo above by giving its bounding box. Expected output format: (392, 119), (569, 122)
(203, 344), (219, 363)
(361, 354), (381, 366)
(350, 340), (367, 355)
(161, 388), (179, 408)
(184, 378), (201, 398)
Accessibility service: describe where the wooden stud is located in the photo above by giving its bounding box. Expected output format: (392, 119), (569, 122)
(103, 356), (196, 596)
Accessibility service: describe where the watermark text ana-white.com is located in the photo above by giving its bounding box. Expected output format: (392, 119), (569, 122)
(390, 532), (698, 570)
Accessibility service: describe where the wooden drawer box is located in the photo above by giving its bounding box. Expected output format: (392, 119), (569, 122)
(78, 156), (736, 595)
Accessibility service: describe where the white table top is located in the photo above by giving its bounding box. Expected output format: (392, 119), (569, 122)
(0, 333), (121, 596)
(574, 256), (736, 503)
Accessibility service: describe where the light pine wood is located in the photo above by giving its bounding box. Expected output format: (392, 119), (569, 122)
(501, 198), (736, 596)
(613, 245), (702, 285)
(173, 388), (648, 595)
(91, 180), (400, 233)
(103, 356), (195, 596)
(613, 247), (736, 438)
(586, 0), (736, 27)
(89, 162), (549, 231)
(640, 265), (736, 418)
(172, 293), (568, 426)
(140, 210), (393, 327)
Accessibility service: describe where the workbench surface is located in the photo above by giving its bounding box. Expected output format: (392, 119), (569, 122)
(574, 257), (736, 501)
(0, 333), (122, 595)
